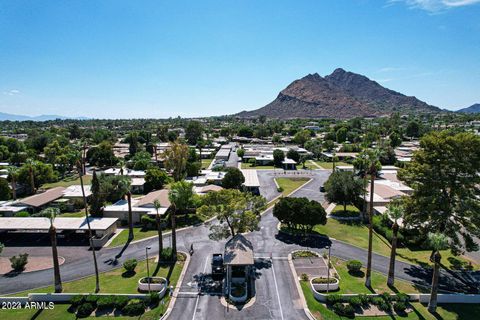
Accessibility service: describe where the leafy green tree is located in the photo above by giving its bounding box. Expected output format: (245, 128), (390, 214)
(185, 121), (203, 145)
(144, 168), (169, 193)
(323, 140), (335, 152)
(324, 171), (363, 213)
(86, 141), (117, 167)
(18, 160), (57, 194)
(273, 197), (326, 234)
(406, 121), (420, 138)
(286, 149), (300, 163)
(198, 189), (266, 240)
(127, 131), (140, 156)
(236, 148), (245, 158)
(222, 167), (245, 189)
(389, 132), (402, 148)
(164, 140), (189, 181)
(0, 178), (10, 200)
(168, 181), (194, 260)
(237, 126), (254, 138)
(273, 149), (285, 167)
(336, 127), (348, 143)
(305, 139), (323, 160)
(293, 130), (310, 147)
(129, 151), (152, 170)
(89, 170), (104, 216)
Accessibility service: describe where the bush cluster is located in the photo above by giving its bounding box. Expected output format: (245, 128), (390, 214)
(76, 302), (95, 318)
(372, 215), (405, 244)
(123, 258), (138, 273)
(346, 260), (362, 273)
(10, 253), (29, 271)
(141, 215), (156, 229)
(122, 299), (145, 316)
(97, 295), (115, 310)
(332, 302), (355, 317)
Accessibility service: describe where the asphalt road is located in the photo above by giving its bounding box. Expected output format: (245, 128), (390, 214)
(1, 169), (478, 320)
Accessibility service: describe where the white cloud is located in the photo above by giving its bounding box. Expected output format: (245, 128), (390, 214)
(2, 89), (20, 96)
(389, 0), (480, 12)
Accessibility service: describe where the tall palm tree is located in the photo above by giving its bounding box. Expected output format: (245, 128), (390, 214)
(154, 199), (163, 259)
(427, 233), (448, 313)
(26, 158), (36, 194)
(118, 159), (125, 176)
(364, 149), (382, 288)
(387, 204), (404, 287)
(118, 177), (133, 240)
(77, 161), (100, 293)
(47, 207), (62, 293)
(168, 181), (194, 260)
(7, 166), (18, 200)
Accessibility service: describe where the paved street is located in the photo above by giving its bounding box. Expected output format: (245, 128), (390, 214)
(0, 169), (478, 320)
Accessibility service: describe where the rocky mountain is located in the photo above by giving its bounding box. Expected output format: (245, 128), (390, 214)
(236, 68), (441, 119)
(457, 104), (480, 114)
(0, 112), (87, 121)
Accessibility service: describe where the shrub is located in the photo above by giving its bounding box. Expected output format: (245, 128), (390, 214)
(76, 302), (95, 318)
(395, 293), (409, 303)
(141, 215), (156, 229)
(377, 300), (391, 312)
(147, 292), (160, 306)
(293, 250), (318, 258)
(393, 302), (407, 313)
(380, 292), (392, 303)
(332, 303), (355, 317)
(97, 295), (115, 310)
(326, 294), (342, 305)
(277, 187), (284, 192)
(121, 299), (145, 316)
(301, 273), (309, 281)
(371, 297), (384, 306)
(15, 211), (30, 217)
(312, 277), (337, 284)
(346, 260), (362, 273)
(10, 253), (29, 271)
(358, 294), (371, 307)
(123, 259), (138, 273)
(113, 296), (129, 310)
(84, 294), (98, 307)
(160, 247), (173, 260)
(70, 295), (85, 308)
(349, 296), (362, 308)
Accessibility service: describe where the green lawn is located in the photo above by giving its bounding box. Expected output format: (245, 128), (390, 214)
(313, 161), (350, 169)
(60, 211), (88, 217)
(42, 175), (93, 189)
(108, 214), (208, 248)
(283, 218), (477, 270)
(275, 177), (310, 196)
(301, 280), (480, 320)
(1, 258), (185, 320)
(327, 258), (427, 294)
(201, 158), (213, 169)
(330, 205), (360, 217)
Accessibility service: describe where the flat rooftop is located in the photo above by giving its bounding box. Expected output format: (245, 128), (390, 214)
(241, 169), (260, 187)
(0, 217), (118, 231)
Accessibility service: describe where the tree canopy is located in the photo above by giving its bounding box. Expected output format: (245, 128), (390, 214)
(273, 197), (327, 234)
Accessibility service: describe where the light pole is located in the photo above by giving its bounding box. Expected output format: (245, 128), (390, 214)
(146, 246), (152, 294)
(326, 245), (332, 293)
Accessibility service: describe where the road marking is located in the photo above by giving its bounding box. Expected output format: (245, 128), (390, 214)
(192, 256), (209, 320)
(271, 259), (285, 320)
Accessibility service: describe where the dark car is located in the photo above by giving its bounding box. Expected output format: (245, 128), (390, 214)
(211, 253), (224, 278)
(320, 186), (325, 192)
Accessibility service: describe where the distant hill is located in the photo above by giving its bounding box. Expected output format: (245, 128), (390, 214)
(0, 112), (87, 121)
(457, 104), (480, 114)
(236, 68), (441, 119)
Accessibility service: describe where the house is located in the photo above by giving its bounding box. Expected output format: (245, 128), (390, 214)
(130, 178), (146, 194)
(195, 185), (224, 195)
(282, 158), (297, 170)
(0, 201), (28, 217)
(241, 169), (260, 195)
(103, 189), (170, 224)
(215, 145), (231, 161)
(17, 187), (66, 212)
(224, 234), (254, 303)
(0, 216), (118, 248)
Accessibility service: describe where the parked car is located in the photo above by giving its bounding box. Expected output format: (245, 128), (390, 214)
(211, 253), (224, 278)
(320, 186), (325, 192)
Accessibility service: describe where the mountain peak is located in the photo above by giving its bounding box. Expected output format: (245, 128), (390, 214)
(457, 103), (480, 114)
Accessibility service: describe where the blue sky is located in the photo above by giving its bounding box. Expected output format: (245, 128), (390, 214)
(1, 0), (479, 118)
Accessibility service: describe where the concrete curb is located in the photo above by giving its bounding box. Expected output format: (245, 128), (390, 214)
(160, 250), (191, 320)
(287, 253), (316, 320)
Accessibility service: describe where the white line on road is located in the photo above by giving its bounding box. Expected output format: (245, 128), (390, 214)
(192, 256), (209, 320)
(271, 259), (285, 320)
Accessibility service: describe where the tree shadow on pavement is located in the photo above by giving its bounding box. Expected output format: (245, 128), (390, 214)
(275, 231), (332, 249)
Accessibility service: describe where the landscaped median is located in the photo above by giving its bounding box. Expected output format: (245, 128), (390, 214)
(0, 251), (189, 320)
(289, 250), (480, 320)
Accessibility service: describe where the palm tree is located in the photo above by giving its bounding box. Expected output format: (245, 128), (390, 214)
(77, 161), (100, 293)
(118, 177), (133, 240)
(168, 181), (194, 260)
(427, 233), (448, 313)
(364, 149), (382, 288)
(387, 204), (404, 287)
(47, 207), (62, 293)
(25, 158), (36, 194)
(7, 166), (18, 200)
(353, 153), (368, 222)
(154, 199), (163, 259)
(118, 159), (125, 176)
